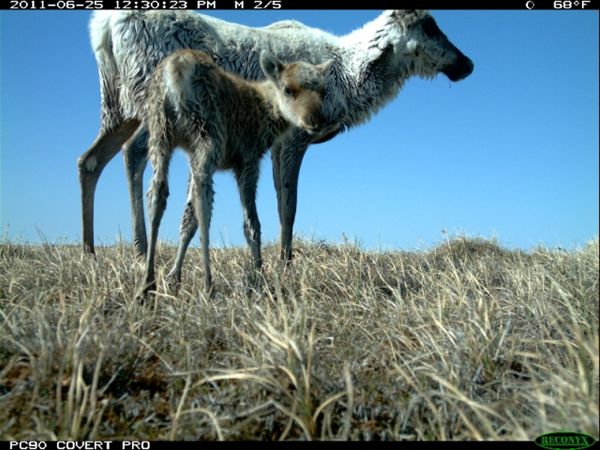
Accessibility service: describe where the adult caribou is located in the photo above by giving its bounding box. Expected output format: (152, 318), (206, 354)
(79, 10), (473, 273)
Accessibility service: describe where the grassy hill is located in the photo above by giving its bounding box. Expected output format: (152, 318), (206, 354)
(1, 237), (598, 440)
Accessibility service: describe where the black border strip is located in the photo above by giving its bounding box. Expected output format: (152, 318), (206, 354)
(3, 0), (600, 10)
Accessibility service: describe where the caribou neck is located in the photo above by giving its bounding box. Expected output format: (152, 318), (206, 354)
(334, 12), (412, 129)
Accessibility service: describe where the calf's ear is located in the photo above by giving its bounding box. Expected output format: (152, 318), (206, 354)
(260, 51), (285, 81)
(316, 59), (333, 75)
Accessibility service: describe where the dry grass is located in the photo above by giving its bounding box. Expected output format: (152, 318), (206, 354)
(0, 236), (598, 440)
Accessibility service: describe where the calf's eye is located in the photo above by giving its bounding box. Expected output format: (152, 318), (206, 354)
(284, 86), (293, 97)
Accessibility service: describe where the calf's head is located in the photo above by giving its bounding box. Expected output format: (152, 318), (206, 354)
(260, 51), (331, 134)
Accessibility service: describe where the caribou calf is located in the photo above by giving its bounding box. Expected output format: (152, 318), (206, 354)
(140, 50), (330, 295)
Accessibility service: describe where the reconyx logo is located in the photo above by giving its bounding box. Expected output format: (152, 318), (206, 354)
(535, 431), (597, 450)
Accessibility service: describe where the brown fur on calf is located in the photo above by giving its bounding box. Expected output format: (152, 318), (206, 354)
(139, 49), (330, 295)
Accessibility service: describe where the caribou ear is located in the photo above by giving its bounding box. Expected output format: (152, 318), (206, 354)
(316, 59), (333, 75)
(260, 50), (285, 81)
(392, 10), (428, 23)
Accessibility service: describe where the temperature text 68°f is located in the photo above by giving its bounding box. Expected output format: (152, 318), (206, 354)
(553, 0), (591, 7)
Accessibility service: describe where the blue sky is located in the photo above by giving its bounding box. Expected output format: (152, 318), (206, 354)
(0, 10), (598, 251)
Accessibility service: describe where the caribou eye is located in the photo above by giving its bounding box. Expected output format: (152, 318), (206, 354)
(283, 86), (293, 97)
(422, 18), (441, 38)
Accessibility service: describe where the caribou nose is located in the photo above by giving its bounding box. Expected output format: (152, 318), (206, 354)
(301, 113), (327, 134)
(443, 56), (474, 82)
(301, 122), (323, 134)
(463, 57), (474, 77)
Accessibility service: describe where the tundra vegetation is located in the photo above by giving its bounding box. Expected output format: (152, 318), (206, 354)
(0, 236), (597, 440)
